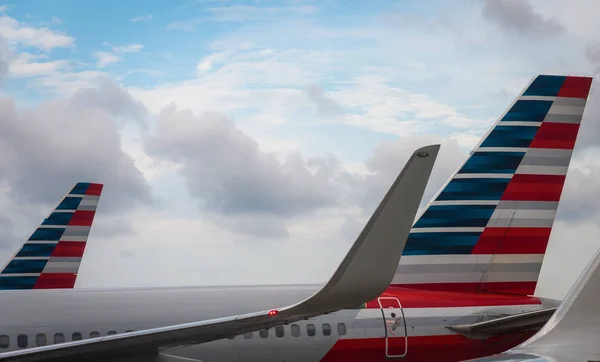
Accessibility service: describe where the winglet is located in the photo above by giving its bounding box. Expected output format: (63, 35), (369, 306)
(283, 144), (440, 315)
(0, 146), (439, 361)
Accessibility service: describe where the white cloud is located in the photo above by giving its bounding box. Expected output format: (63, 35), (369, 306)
(130, 15), (154, 23)
(93, 43), (143, 68)
(482, 0), (564, 37)
(325, 75), (485, 136)
(126, 68), (164, 78)
(0, 35), (9, 81)
(306, 83), (342, 116)
(0, 14), (75, 51)
(93, 51), (121, 68)
(145, 106), (347, 230)
(208, 5), (319, 22)
(0, 78), (151, 210)
(27, 69), (109, 96)
(130, 48), (328, 118)
(166, 19), (203, 32)
(196, 51), (232, 72)
(9, 52), (69, 77)
(107, 43), (144, 54)
(51, 16), (63, 24)
(166, 5), (319, 31)
(518, 0), (600, 38)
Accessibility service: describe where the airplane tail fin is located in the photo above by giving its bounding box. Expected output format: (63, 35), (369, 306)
(0, 182), (103, 290)
(391, 75), (593, 296)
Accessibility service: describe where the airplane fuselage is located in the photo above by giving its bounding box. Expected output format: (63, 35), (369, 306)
(0, 285), (560, 362)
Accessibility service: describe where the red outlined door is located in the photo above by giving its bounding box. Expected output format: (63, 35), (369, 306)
(378, 297), (407, 358)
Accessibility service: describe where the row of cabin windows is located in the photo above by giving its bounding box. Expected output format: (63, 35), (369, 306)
(0, 330), (135, 349)
(0, 323), (348, 348)
(229, 323), (347, 340)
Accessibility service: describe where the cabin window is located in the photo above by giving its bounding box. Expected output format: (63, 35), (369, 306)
(107, 331), (117, 336)
(291, 324), (300, 337)
(337, 323), (347, 336)
(322, 323), (331, 336)
(17, 334), (27, 348)
(0, 335), (9, 348)
(243, 332), (252, 339)
(72, 332), (82, 341)
(54, 333), (65, 344)
(306, 324), (316, 337)
(259, 329), (268, 338)
(275, 325), (284, 338)
(35, 333), (46, 346)
(90, 331), (100, 338)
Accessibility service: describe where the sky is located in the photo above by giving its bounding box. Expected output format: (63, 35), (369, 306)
(0, 0), (600, 300)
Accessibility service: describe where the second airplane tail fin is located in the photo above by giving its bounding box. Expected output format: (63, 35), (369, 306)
(392, 75), (593, 296)
(0, 182), (103, 290)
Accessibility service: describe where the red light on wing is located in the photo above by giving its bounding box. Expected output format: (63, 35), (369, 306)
(268, 310), (278, 316)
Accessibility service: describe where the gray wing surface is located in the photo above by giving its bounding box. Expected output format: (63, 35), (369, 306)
(448, 307), (557, 340)
(0, 144), (440, 362)
(466, 245), (600, 362)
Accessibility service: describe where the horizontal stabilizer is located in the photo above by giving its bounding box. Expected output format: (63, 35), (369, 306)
(0, 145), (440, 362)
(447, 307), (556, 340)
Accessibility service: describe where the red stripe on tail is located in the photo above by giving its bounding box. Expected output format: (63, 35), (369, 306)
(529, 122), (580, 150)
(85, 183), (103, 196)
(33, 273), (77, 289)
(557, 76), (593, 99)
(68, 210), (96, 226)
(472, 227), (551, 255)
(50, 241), (86, 258)
(501, 174), (566, 201)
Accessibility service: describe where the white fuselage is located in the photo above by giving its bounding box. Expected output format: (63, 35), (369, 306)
(0, 285), (559, 362)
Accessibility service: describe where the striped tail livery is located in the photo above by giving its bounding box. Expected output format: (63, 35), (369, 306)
(0, 182), (103, 290)
(392, 75), (592, 296)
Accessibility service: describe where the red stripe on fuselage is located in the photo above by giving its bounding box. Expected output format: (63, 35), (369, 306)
(319, 332), (537, 362)
(365, 286), (541, 309)
(500, 174), (566, 202)
(472, 227), (551, 254)
(387, 282), (538, 297)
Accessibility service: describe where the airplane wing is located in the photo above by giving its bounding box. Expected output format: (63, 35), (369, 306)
(464, 243), (600, 362)
(0, 144), (440, 362)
